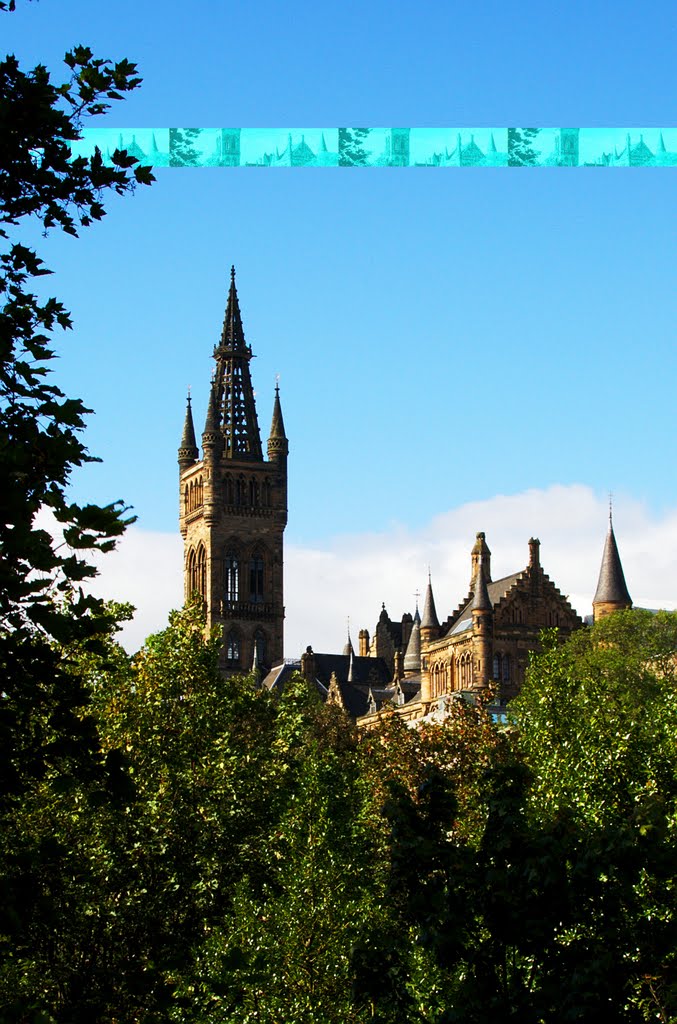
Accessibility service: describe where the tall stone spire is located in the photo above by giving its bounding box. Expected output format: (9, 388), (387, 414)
(178, 392), (198, 469)
(212, 266), (262, 459)
(593, 510), (632, 622)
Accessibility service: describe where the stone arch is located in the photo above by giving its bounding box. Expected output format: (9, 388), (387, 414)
(188, 543), (207, 599)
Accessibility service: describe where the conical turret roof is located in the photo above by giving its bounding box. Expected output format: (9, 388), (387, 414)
(269, 384), (287, 439)
(179, 393), (198, 458)
(593, 517), (632, 607)
(403, 617), (421, 673)
(421, 574), (440, 629)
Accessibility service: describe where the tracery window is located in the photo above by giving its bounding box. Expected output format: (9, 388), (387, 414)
(502, 654), (511, 683)
(224, 550), (239, 603)
(226, 630), (240, 667)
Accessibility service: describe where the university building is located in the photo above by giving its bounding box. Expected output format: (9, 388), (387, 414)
(180, 273), (633, 716)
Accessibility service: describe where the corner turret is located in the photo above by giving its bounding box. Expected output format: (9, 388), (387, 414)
(267, 383), (289, 462)
(178, 393), (198, 470)
(593, 510), (632, 622)
(471, 553), (493, 689)
(420, 573), (440, 644)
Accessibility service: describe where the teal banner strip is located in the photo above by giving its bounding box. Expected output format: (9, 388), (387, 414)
(69, 128), (677, 167)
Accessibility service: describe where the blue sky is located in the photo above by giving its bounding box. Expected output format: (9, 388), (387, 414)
(6, 0), (677, 650)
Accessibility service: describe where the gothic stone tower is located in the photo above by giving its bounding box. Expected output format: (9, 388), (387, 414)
(178, 267), (288, 674)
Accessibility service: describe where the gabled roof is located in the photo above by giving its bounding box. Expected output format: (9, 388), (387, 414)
(446, 572), (523, 636)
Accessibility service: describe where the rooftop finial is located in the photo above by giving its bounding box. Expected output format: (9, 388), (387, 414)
(230, 264), (236, 283)
(609, 491), (614, 525)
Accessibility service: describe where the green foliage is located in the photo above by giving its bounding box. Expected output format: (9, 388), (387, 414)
(0, 7), (155, 812)
(0, 10), (156, 1020)
(169, 128), (204, 166)
(339, 128), (372, 166)
(507, 127), (542, 166)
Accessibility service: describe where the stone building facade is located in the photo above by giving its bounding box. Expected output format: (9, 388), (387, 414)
(178, 268), (288, 674)
(352, 519), (632, 725)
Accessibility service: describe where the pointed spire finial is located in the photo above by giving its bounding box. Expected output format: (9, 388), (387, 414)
(268, 381), (288, 459)
(178, 388), (199, 466)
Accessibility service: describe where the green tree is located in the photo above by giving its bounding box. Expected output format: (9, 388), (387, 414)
(338, 128), (373, 166)
(0, 8), (153, 800)
(0, 6), (154, 1018)
(510, 611), (677, 1022)
(507, 127), (542, 166)
(169, 128), (204, 166)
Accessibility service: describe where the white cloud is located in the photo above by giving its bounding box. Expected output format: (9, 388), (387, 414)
(40, 485), (677, 657)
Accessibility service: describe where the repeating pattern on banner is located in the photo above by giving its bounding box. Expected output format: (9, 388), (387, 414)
(68, 128), (677, 167)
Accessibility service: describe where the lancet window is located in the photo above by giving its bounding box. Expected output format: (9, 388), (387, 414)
(249, 551), (265, 603)
(224, 550), (240, 603)
(188, 544), (207, 599)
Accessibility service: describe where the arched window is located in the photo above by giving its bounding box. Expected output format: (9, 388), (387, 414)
(503, 654), (511, 683)
(236, 476), (246, 506)
(224, 475), (234, 505)
(253, 628), (266, 666)
(493, 654), (501, 680)
(226, 630), (240, 667)
(262, 479), (271, 507)
(249, 478), (259, 507)
(188, 545), (206, 598)
(184, 485), (189, 515)
(224, 551), (239, 603)
(249, 551), (264, 603)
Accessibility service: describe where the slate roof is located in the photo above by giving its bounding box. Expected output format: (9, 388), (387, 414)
(446, 572), (523, 636)
(593, 524), (632, 606)
(262, 653), (418, 719)
(403, 618), (421, 672)
(421, 577), (440, 629)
